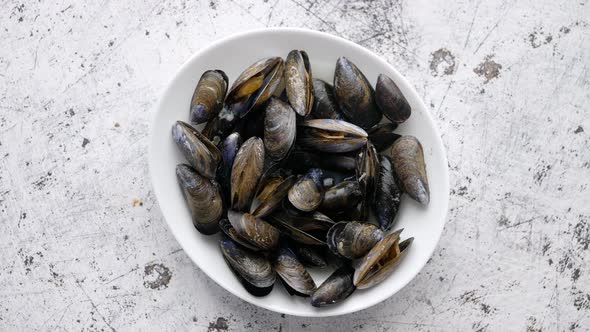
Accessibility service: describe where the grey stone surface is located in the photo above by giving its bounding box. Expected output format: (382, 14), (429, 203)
(1, 0), (589, 331)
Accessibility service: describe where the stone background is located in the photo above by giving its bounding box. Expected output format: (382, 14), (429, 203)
(1, 0), (589, 331)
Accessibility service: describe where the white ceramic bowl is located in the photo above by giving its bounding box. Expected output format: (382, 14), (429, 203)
(149, 28), (449, 317)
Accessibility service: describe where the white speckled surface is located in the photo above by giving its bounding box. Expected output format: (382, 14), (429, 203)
(1, 1), (589, 331)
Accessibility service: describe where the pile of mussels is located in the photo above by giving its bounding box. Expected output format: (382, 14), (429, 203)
(172, 50), (429, 307)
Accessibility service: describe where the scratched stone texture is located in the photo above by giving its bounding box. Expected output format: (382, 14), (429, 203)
(0, 0), (589, 331)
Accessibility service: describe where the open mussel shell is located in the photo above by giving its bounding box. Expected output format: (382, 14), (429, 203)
(327, 221), (384, 259)
(190, 70), (228, 125)
(373, 155), (402, 230)
(172, 121), (222, 179)
(368, 123), (401, 152)
(226, 57), (285, 118)
(219, 238), (275, 296)
(390, 136), (429, 205)
(268, 205), (334, 246)
(310, 78), (345, 120)
(375, 74), (411, 124)
(231, 137), (265, 211)
(298, 119), (368, 153)
(288, 168), (323, 212)
(285, 50), (313, 116)
(319, 180), (363, 216)
(274, 247), (317, 297)
(218, 132), (242, 201)
(252, 175), (296, 218)
(264, 98), (296, 161)
(333, 57), (382, 129)
(310, 265), (356, 307)
(227, 210), (280, 251)
(176, 164), (223, 235)
(353, 230), (412, 289)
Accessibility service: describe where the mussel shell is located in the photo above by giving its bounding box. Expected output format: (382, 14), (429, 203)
(293, 244), (328, 268)
(172, 121), (222, 179)
(264, 98), (296, 160)
(226, 57), (285, 118)
(268, 206), (334, 246)
(375, 74), (411, 124)
(176, 164), (223, 235)
(310, 78), (344, 120)
(227, 211), (280, 251)
(218, 132), (242, 202)
(285, 50), (313, 116)
(274, 247), (317, 296)
(327, 221), (384, 259)
(252, 175), (297, 218)
(319, 180), (363, 215)
(190, 70), (228, 125)
(356, 143), (379, 221)
(219, 238), (275, 296)
(373, 155), (402, 230)
(367, 123), (401, 152)
(219, 219), (259, 251)
(310, 265), (356, 307)
(231, 137), (265, 211)
(288, 168), (323, 212)
(298, 119), (368, 153)
(390, 136), (429, 205)
(353, 230), (412, 289)
(333, 57), (382, 129)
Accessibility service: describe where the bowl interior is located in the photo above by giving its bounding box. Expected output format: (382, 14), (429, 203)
(149, 28), (449, 317)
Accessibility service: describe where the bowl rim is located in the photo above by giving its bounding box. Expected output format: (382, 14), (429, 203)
(148, 27), (450, 317)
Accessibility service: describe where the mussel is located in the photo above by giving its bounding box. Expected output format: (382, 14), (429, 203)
(285, 50), (313, 116)
(353, 229), (412, 289)
(367, 123), (401, 152)
(219, 238), (275, 296)
(310, 265), (356, 307)
(231, 137), (265, 211)
(264, 98), (296, 160)
(390, 136), (429, 205)
(227, 210), (280, 250)
(218, 132), (242, 201)
(226, 57), (285, 118)
(251, 175), (297, 218)
(373, 155), (402, 230)
(274, 247), (317, 296)
(189, 70), (228, 125)
(172, 121), (222, 179)
(375, 74), (411, 124)
(219, 219), (260, 251)
(333, 57), (382, 129)
(319, 181), (363, 216)
(310, 78), (344, 120)
(292, 244), (328, 268)
(356, 142), (379, 220)
(288, 168), (323, 212)
(298, 119), (368, 153)
(176, 164), (223, 235)
(268, 204), (334, 246)
(327, 222), (384, 259)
